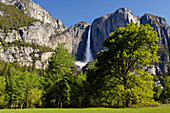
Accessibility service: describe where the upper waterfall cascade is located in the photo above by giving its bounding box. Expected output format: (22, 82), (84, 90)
(75, 25), (93, 68)
(85, 25), (93, 62)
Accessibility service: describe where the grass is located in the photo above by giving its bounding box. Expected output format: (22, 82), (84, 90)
(0, 105), (169, 113)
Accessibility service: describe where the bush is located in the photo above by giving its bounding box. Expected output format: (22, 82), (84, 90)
(131, 102), (161, 108)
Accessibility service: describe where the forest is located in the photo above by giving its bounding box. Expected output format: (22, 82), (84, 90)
(0, 23), (170, 109)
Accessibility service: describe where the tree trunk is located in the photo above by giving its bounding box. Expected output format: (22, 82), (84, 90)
(60, 102), (62, 108)
(16, 100), (19, 109)
(11, 104), (13, 109)
(20, 100), (23, 109)
(125, 95), (131, 107)
(27, 101), (29, 108)
(123, 99), (126, 108)
(126, 99), (131, 107)
(21, 104), (22, 109)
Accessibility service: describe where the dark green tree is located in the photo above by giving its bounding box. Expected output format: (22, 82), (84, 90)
(70, 71), (87, 108)
(0, 76), (6, 108)
(160, 76), (170, 103)
(87, 23), (160, 107)
(45, 43), (75, 108)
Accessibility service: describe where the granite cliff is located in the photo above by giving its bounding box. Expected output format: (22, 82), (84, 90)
(0, 0), (89, 68)
(90, 8), (170, 74)
(0, 0), (65, 30)
(0, 0), (169, 75)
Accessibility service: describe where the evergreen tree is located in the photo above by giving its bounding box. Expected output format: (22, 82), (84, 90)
(161, 76), (170, 102)
(0, 76), (6, 108)
(45, 43), (75, 108)
(70, 71), (87, 108)
(6, 68), (43, 108)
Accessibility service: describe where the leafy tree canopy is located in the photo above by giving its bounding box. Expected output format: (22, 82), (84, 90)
(87, 22), (160, 107)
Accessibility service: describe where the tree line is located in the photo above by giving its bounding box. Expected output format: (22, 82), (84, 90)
(0, 23), (170, 108)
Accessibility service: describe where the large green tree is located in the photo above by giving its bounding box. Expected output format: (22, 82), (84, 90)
(45, 43), (75, 108)
(87, 23), (160, 107)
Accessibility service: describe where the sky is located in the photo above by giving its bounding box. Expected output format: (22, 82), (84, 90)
(32, 0), (170, 28)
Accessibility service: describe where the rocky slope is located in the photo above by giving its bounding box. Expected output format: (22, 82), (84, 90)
(90, 8), (170, 74)
(0, 0), (66, 31)
(50, 22), (90, 61)
(91, 8), (139, 58)
(18, 21), (90, 61)
(0, 0), (90, 68)
(0, 20), (89, 68)
(0, 0), (169, 75)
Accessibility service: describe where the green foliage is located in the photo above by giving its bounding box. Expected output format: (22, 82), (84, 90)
(130, 101), (160, 108)
(44, 43), (75, 108)
(0, 76), (6, 108)
(153, 86), (162, 102)
(28, 88), (43, 108)
(70, 71), (87, 108)
(0, 61), (45, 108)
(86, 23), (160, 107)
(0, 3), (37, 32)
(161, 76), (170, 99)
(6, 68), (44, 108)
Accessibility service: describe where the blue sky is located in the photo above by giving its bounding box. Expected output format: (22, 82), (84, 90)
(32, 0), (170, 27)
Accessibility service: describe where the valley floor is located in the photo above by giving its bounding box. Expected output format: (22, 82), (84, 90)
(0, 105), (170, 113)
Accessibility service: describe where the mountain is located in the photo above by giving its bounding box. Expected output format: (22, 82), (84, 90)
(0, 0), (65, 30)
(90, 8), (170, 75)
(0, 0), (90, 69)
(0, 0), (169, 76)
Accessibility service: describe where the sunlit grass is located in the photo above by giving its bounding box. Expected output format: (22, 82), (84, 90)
(0, 104), (169, 113)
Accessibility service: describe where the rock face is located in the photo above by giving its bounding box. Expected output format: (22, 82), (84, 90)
(0, 46), (52, 69)
(0, 21), (90, 68)
(19, 21), (90, 58)
(0, 0), (19, 5)
(0, 0), (90, 68)
(0, 0), (169, 74)
(50, 22), (90, 61)
(19, 21), (57, 47)
(91, 8), (139, 58)
(91, 8), (170, 74)
(140, 13), (170, 73)
(0, 0), (66, 31)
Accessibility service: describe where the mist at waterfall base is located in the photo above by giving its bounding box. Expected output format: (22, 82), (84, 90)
(75, 26), (93, 69)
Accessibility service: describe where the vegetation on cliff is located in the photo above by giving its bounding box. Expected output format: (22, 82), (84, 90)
(0, 2), (37, 33)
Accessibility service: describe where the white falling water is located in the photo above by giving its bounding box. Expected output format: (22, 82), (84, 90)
(85, 25), (93, 62)
(75, 26), (93, 68)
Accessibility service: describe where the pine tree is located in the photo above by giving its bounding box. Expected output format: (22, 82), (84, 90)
(45, 43), (75, 108)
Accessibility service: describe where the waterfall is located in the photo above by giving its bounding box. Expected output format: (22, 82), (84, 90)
(85, 25), (93, 63)
(75, 25), (93, 68)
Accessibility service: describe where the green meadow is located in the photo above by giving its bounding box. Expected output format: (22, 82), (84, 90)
(0, 105), (169, 113)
